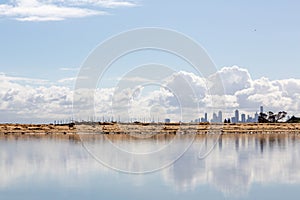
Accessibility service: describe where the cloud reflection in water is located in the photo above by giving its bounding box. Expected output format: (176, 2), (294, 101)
(0, 134), (300, 198)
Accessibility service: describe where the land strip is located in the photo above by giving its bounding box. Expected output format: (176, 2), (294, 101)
(0, 123), (300, 135)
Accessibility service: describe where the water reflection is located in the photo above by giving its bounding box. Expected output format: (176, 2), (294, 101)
(1, 134), (300, 199)
(163, 134), (300, 197)
(0, 135), (106, 189)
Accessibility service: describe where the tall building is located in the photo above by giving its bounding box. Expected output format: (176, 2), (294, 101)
(201, 112), (208, 122)
(211, 112), (218, 122)
(260, 106), (264, 113)
(255, 112), (259, 122)
(235, 109), (239, 123)
(231, 117), (236, 123)
(218, 111), (223, 123)
(241, 113), (246, 123)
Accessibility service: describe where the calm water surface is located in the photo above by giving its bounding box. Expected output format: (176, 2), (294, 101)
(1, 134), (300, 200)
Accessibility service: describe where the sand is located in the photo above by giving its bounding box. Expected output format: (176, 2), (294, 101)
(0, 124), (76, 135)
(0, 122), (300, 135)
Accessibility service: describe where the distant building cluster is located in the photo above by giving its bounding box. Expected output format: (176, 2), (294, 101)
(226, 109), (259, 123)
(194, 106), (263, 123)
(62, 106), (272, 124)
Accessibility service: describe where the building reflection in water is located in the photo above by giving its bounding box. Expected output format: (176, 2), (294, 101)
(163, 134), (300, 197)
(0, 134), (300, 198)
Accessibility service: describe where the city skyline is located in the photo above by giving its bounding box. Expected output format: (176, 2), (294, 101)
(2, 65), (300, 124)
(195, 108), (259, 124)
(55, 106), (279, 124)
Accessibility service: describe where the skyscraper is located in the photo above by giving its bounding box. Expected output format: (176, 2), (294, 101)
(235, 109), (239, 123)
(218, 111), (223, 123)
(212, 112), (218, 122)
(241, 113), (246, 123)
(231, 117), (236, 123)
(255, 112), (259, 122)
(260, 106), (264, 114)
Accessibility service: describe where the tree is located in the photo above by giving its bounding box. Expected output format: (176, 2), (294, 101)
(275, 111), (287, 122)
(258, 111), (287, 123)
(258, 112), (269, 123)
(286, 116), (300, 123)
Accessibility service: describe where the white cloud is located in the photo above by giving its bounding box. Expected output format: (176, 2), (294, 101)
(58, 77), (77, 83)
(0, 0), (136, 21)
(1, 65), (300, 123)
(50, 0), (137, 8)
(59, 67), (79, 71)
(235, 77), (300, 113)
(203, 94), (238, 109)
(208, 65), (252, 95)
(0, 73), (73, 122)
(0, 72), (48, 84)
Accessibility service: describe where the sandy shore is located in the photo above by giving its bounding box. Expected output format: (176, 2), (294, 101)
(0, 122), (300, 135)
(0, 124), (76, 135)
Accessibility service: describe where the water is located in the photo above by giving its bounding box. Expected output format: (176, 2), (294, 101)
(1, 134), (300, 200)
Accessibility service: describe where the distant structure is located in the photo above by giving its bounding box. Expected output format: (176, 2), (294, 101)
(235, 110), (239, 123)
(260, 106), (264, 114)
(218, 111), (223, 123)
(85, 105), (289, 124)
(211, 111), (222, 123)
(211, 112), (218, 122)
(200, 112), (208, 122)
(241, 113), (246, 123)
(255, 112), (259, 122)
(231, 116), (236, 123)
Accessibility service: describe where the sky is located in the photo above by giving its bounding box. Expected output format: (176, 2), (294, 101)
(0, 0), (300, 123)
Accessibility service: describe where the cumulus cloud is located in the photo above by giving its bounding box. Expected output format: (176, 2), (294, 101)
(235, 77), (300, 113)
(1, 65), (300, 123)
(208, 65), (252, 95)
(0, 0), (137, 21)
(0, 73), (73, 122)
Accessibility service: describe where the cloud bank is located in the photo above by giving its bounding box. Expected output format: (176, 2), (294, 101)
(1, 66), (300, 123)
(0, 0), (137, 21)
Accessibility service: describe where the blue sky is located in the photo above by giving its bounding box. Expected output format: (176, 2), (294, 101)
(0, 0), (299, 80)
(1, 0), (300, 123)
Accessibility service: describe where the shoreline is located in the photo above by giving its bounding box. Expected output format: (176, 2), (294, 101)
(0, 122), (300, 135)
